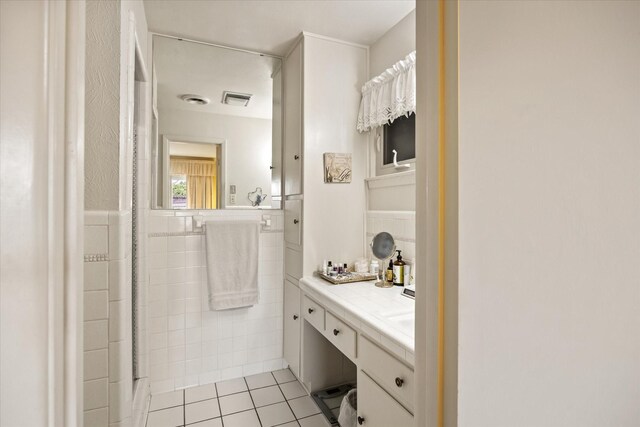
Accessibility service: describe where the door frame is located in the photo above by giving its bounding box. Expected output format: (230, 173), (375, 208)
(161, 134), (227, 209)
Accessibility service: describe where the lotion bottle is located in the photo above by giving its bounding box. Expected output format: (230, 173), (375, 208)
(393, 250), (405, 286)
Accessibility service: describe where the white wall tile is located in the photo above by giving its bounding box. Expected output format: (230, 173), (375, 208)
(109, 380), (132, 423)
(85, 320), (109, 351)
(167, 217), (185, 233)
(85, 290), (109, 321)
(84, 407), (109, 426)
(109, 340), (127, 383)
(167, 236), (186, 252)
(148, 215), (168, 233)
(85, 211), (110, 226)
(146, 212), (285, 392)
(85, 226), (109, 254)
(108, 259), (127, 301)
(148, 236), (167, 254)
(185, 235), (203, 252)
(84, 349), (108, 380)
(84, 262), (109, 291)
(109, 300), (128, 342)
(84, 378), (109, 410)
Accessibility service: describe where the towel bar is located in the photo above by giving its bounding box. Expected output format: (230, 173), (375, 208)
(192, 215), (271, 230)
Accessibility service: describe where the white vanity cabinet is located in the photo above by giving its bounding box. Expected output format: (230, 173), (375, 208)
(297, 279), (415, 426)
(283, 279), (301, 377)
(357, 370), (414, 427)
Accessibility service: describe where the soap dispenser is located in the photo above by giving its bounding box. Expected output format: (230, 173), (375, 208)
(393, 250), (406, 286)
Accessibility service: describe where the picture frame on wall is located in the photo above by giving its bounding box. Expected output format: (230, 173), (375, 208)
(324, 153), (352, 183)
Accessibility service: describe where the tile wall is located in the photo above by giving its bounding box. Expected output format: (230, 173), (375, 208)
(366, 210), (416, 270)
(84, 210), (134, 426)
(146, 210), (286, 394)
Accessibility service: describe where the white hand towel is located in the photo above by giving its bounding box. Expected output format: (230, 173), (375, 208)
(204, 220), (260, 310)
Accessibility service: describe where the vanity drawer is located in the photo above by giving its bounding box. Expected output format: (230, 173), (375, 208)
(324, 312), (356, 361)
(358, 335), (414, 410)
(302, 295), (325, 332)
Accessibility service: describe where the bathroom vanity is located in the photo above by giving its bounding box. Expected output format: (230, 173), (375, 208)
(285, 276), (415, 426)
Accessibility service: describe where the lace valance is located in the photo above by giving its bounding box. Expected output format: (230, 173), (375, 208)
(357, 51), (416, 133)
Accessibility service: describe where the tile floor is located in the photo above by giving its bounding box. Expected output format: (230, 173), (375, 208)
(146, 369), (331, 427)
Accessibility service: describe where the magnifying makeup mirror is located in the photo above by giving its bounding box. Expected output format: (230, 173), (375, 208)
(370, 232), (396, 288)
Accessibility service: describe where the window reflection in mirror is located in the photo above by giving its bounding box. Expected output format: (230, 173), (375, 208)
(151, 35), (282, 210)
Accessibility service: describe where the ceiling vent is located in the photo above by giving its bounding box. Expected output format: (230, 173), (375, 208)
(222, 91), (252, 107)
(179, 94), (210, 105)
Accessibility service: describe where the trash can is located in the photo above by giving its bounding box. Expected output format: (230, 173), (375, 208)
(338, 388), (357, 427)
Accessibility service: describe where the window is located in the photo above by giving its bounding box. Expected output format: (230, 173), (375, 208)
(383, 113), (415, 165)
(171, 175), (187, 209)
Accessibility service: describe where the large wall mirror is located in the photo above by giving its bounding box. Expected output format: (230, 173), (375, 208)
(151, 35), (282, 210)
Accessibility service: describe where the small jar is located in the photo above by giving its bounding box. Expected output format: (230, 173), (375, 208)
(369, 260), (379, 275)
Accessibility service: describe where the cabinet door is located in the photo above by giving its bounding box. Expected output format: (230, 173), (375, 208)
(283, 40), (302, 196)
(284, 280), (301, 377)
(284, 199), (302, 246)
(357, 370), (413, 427)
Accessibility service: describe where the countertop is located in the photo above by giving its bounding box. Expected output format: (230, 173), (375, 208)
(299, 275), (415, 364)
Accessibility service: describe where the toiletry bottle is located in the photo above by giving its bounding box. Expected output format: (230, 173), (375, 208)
(393, 250), (406, 286)
(386, 260), (394, 283)
(343, 263), (348, 273)
(327, 261), (332, 274)
(370, 260), (379, 275)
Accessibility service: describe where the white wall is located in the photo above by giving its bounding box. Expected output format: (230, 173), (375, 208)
(159, 108), (273, 207)
(301, 35), (369, 275)
(369, 9), (416, 79)
(85, 0), (121, 210)
(458, 1), (640, 425)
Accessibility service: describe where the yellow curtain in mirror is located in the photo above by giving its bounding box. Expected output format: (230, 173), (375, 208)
(170, 158), (217, 209)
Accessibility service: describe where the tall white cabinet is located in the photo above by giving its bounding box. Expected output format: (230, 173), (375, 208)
(281, 33), (368, 379)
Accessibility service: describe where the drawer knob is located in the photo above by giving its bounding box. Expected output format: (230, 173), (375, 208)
(357, 416), (365, 425)
(293, 219), (299, 224)
(294, 154), (300, 160)
(333, 328), (340, 336)
(293, 315), (298, 320)
(308, 308), (314, 314)
(395, 377), (404, 387)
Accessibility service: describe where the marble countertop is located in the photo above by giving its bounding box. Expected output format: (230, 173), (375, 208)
(299, 275), (415, 365)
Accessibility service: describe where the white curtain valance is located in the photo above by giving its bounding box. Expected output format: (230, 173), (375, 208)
(357, 51), (416, 133)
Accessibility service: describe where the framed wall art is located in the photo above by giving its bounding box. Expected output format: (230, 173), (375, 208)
(324, 153), (352, 183)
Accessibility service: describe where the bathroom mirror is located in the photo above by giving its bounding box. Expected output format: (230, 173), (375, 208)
(151, 35), (282, 210)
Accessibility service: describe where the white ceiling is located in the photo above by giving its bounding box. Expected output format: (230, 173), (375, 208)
(154, 35), (279, 119)
(144, 0), (416, 56)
